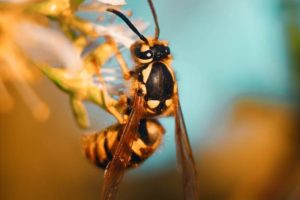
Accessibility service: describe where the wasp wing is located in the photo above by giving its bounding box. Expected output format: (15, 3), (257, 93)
(101, 93), (144, 200)
(174, 96), (199, 200)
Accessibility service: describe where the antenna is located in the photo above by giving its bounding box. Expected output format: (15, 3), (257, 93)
(107, 8), (149, 44)
(148, 0), (160, 39)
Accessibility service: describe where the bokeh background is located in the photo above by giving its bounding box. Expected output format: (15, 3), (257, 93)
(1, 0), (300, 199)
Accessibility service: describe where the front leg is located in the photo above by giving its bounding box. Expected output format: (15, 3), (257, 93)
(105, 36), (132, 80)
(93, 74), (127, 124)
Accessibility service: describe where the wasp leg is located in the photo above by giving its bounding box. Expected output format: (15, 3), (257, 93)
(114, 47), (131, 80)
(100, 84), (127, 124)
(107, 104), (125, 124)
(105, 36), (131, 80)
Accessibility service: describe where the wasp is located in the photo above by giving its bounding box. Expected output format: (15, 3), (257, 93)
(82, 0), (199, 199)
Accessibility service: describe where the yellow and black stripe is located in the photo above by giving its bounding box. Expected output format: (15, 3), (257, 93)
(82, 119), (165, 169)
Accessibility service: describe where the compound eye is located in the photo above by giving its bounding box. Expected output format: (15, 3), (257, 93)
(135, 44), (154, 63)
(137, 50), (153, 60)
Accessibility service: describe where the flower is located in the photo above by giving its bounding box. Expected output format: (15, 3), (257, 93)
(97, 0), (126, 6)
(0, 0), (147, 127)
(0, 3), (50, 120)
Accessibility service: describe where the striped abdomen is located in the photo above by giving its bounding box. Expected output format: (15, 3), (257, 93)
(82, 119), (165, 169)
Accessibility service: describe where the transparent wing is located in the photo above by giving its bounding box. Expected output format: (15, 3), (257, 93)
(101, 93), (144, 200)
(174, 95), (200, 200)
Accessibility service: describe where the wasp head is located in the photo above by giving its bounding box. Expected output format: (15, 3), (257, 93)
(131, 39), (171, 64)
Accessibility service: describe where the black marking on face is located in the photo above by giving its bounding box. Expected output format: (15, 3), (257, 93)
(151, 45), (170, 61)
(135, 45), (153, 60)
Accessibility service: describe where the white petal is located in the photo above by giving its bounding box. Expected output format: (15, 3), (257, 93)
(14, 21), (83, 70)
(97, 0), (126, 6)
